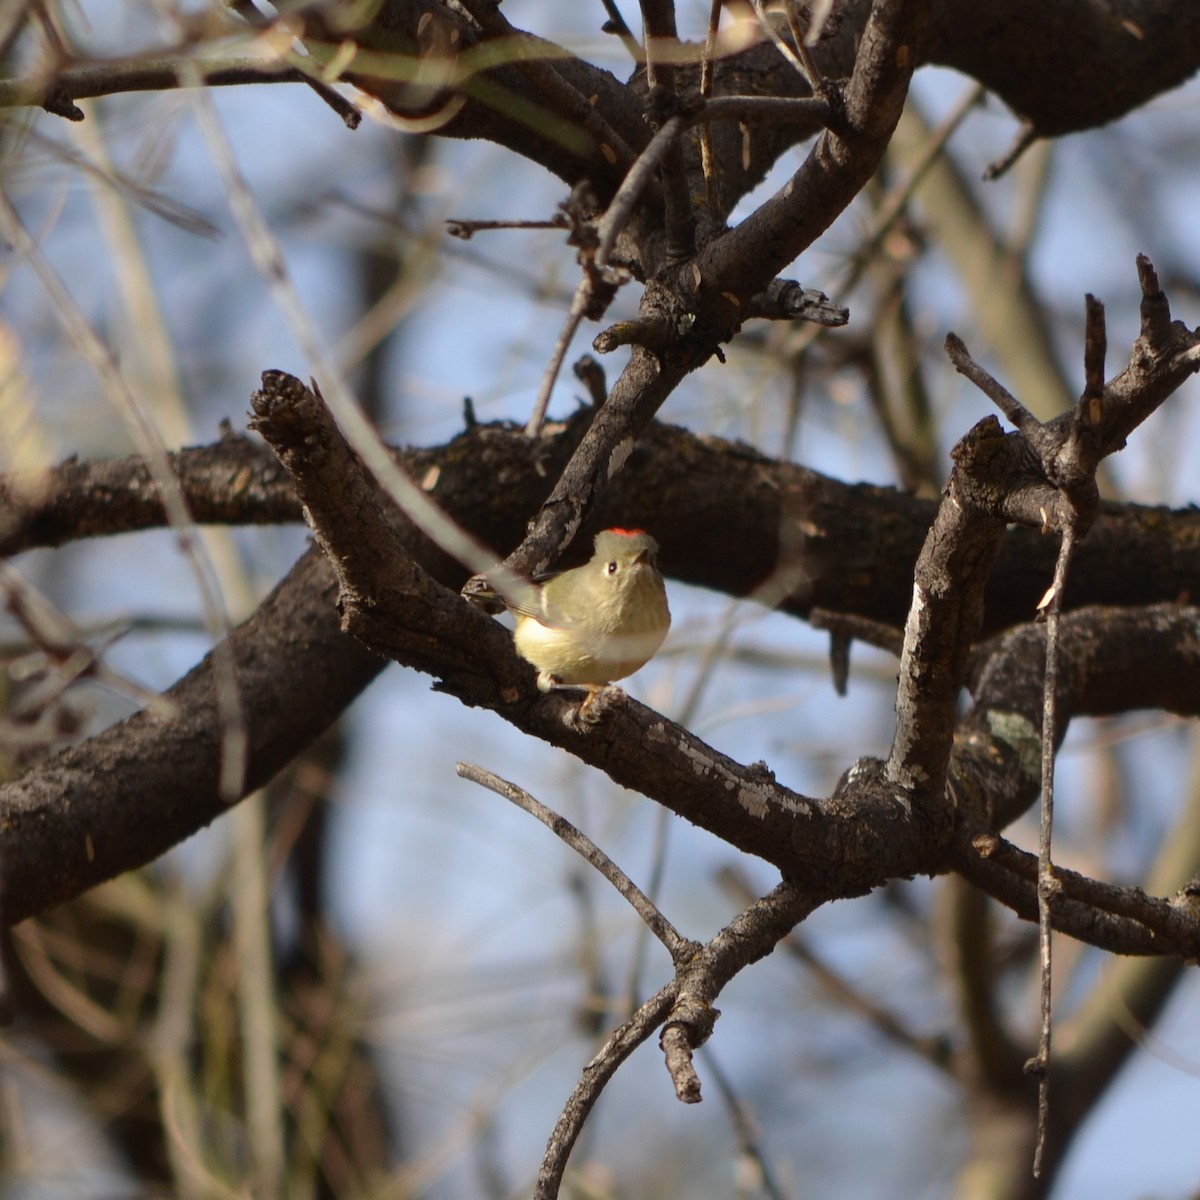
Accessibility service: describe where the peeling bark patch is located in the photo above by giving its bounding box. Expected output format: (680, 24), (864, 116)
(647, 723), (798, 818)
(901, 582), (927, 653)
(607, 438), (634, 479)
(737, 785), (771, 817)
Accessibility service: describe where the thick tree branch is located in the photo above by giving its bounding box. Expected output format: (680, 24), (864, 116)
(920, 0), (1200, 137)
(0, 432), (300, 554)
(0, 546), (382, 925)
(5, 418), (1200, 643)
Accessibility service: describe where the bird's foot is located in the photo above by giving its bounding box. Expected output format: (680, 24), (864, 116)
(537, 677), (626, 727)
(573, 683), (625, 727)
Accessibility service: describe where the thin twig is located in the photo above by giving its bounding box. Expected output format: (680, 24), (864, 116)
(446, 215), (569, 240)
(599, 0), (642, 60)
(1030, 522), (1077, 1178)
(300, 75), (362, 128)
(524, 110), (688, 435)
(661, 1021), (704, 1101)
(750, 0), (823, 96)
(595, 113), (687, 270)
(698, 0), (723, 217)
(984, 122), (1039, 181)
(525, 278), (595, 437)
(701, 94), (835, 126)
(535, 986), (677, 1200)
(0, 56), (359, 123)
(969, 832), (1200, 949)
(944, 332), (1040, 436)
(808, 606), (905, 659)
(572, 354), (608, 406)
(782, 2), (830, 100)
(456, 763), (697, 963)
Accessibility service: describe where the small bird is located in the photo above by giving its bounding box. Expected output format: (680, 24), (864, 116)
(507, 528), (671, 694)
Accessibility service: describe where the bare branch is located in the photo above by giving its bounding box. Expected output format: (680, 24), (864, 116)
(969, 834), (1200, 955)
(1029, 521), (1080, 1177)
(0, 56), (361, 127)
(456, 762), (698, 964)
(8, 418), (1200, 638)
(945, 332), (1040, 438)
(535, 986), (676, 1200)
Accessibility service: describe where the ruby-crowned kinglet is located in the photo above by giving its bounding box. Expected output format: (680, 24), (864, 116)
(505, 528), (670, 693)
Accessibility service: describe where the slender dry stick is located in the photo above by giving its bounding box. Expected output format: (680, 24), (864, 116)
(525, 278), (596, 437)
(984, 122), (1039, 181)
(0, 566), (180, 723)
(1029, 523), (1076, 1177)
(525, 108), (688, 437)
(446, 216), (569, 239)
(1034, 290), (1111, 1172)
(594, 113), (687, 270)
(969, 829), (1200, 945)
(456, 763), (697, 963)
(599, 0), (642, 59)
(0, 56), (359, 120)
(782, 2), (830, 99)
(944, 332), (1039, 436)
(698, 0), (723, 217)
(1030, 290), (1111, 1172)
(750, 0), (821, 93)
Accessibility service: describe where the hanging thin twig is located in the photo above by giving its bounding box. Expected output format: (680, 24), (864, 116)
(1028, 521), (1076, 1177)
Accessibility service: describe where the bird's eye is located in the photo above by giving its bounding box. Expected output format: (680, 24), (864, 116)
(606, 561), (619, 575)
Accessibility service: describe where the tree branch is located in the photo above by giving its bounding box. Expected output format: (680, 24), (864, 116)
(0, 546), (382, 925)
